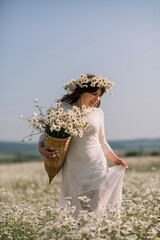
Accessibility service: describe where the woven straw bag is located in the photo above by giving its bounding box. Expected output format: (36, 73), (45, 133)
(44, 134), (71, 184)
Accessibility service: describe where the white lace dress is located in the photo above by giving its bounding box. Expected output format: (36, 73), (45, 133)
(59, 103), (125, 216)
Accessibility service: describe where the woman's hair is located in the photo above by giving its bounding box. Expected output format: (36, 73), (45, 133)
(60, 74), (106, 107)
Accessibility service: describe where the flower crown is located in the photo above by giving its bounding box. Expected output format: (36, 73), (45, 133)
(64, 74), (115, 94)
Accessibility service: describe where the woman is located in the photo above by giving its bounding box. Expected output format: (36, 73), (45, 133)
(39, 74), (128, 216)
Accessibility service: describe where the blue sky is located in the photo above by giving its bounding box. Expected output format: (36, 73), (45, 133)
(0, 0), (160, 142)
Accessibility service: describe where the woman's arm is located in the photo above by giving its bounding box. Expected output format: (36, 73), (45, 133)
(98, 109), (128, 169)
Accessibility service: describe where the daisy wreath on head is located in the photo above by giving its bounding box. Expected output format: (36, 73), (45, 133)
(64, 74), (115, 94)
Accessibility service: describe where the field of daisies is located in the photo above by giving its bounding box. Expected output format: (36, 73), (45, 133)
(0, 156), (159, 240)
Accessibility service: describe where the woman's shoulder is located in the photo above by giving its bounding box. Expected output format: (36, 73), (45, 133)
(93, 107), (105, 121)
(94, 107), (104, 115)
(60, 101), (71, 110)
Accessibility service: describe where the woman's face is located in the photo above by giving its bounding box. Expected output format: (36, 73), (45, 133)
(80, 89), (102, 108)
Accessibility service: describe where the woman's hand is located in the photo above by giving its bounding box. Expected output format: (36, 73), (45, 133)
(39, 142), (59, 160)
(112, 157), (128, 169)
(106, 151), (128, 169)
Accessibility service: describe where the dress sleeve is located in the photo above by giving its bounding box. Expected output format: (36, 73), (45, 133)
(98, 108), (113, 155)
(39, 133), (45, 143)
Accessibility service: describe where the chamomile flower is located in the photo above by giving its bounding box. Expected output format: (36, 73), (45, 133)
(64, 74), (115, 94)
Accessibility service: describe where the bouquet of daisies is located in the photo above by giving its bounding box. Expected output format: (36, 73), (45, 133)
(21, 99), (92, 140)
(21, 99), (92, 183)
